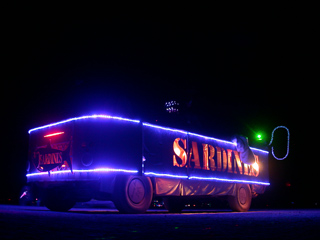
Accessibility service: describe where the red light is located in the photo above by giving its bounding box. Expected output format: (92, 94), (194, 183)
(44, 132), (64, 138)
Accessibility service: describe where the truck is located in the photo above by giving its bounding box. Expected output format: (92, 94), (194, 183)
(26, 114), (269, 213)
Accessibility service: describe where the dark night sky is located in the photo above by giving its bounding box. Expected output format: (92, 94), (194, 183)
(2, 8), (317, 207)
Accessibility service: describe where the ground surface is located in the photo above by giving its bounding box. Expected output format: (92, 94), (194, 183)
(0, 204), (319, 239)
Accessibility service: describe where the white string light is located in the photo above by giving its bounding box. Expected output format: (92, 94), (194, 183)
(269, 126), (290, 160)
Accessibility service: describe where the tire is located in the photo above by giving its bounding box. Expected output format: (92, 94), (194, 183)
(113, 175), (153, 214)
(43, 187), (76, 212)
(228, 184), (252, 212)
(163, 197), (184, 213)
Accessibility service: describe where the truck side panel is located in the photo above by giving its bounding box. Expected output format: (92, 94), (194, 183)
(142, 123), (269, 197)
(72, 118), (142, 173)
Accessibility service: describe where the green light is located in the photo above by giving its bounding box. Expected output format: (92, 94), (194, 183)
(257, 134), (262, 141)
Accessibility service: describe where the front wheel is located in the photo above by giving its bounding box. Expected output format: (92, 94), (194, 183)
(228, 184), (252, 212)
(113, 175), (153, 214)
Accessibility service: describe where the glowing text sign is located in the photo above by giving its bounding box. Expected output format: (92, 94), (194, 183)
(173, 138), (259, 177)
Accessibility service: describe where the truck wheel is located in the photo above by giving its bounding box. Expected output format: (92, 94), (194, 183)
(163, 197), (184, 213)
(113, 175), (153, 214)
(228, 184), (252, 212)
(43, 187), (76, 212)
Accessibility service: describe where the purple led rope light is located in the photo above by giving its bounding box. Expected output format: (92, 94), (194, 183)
(144, 172), (269, 185)
(26, 168), (139, 177)
(142, 123), (188, 135)
(144, 172), (189, 179)
(188, 176), (270, 185)
(28, 114), (140, 134)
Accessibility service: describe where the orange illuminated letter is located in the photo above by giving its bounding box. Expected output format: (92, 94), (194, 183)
(202, 144), (210, 170)
(216, 147), (222, 171)
(216, 147), (227, 172)
(209, 145), (216, 171)
(252, 155), (260, 177)
(190, 142), (201, 169)
(173, 138), (187, 167)
(233, 150), (243, 174)
(227, 149), (233, 173)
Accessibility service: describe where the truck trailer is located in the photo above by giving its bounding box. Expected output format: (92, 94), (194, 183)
(26, 114), (270, 213)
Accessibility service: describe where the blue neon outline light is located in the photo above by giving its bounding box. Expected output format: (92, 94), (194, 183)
(26, 168), (139, 177)
(144, 172), (270, 185)
(142, 123), (188, 135)
(144, 172), (189, 179)
(28, 114), (140, 134)
(188, 176), (270, 185)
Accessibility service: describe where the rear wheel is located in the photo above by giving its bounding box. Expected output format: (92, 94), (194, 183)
(43, 187), (76, 212)
(113, 175), (153, 214)
(228, 184), (252, 212)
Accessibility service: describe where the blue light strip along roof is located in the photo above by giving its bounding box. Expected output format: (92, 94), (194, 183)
(28, 114), (140, 134)
(144, 172), (270, 185)
(28, 114), (268, 154)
